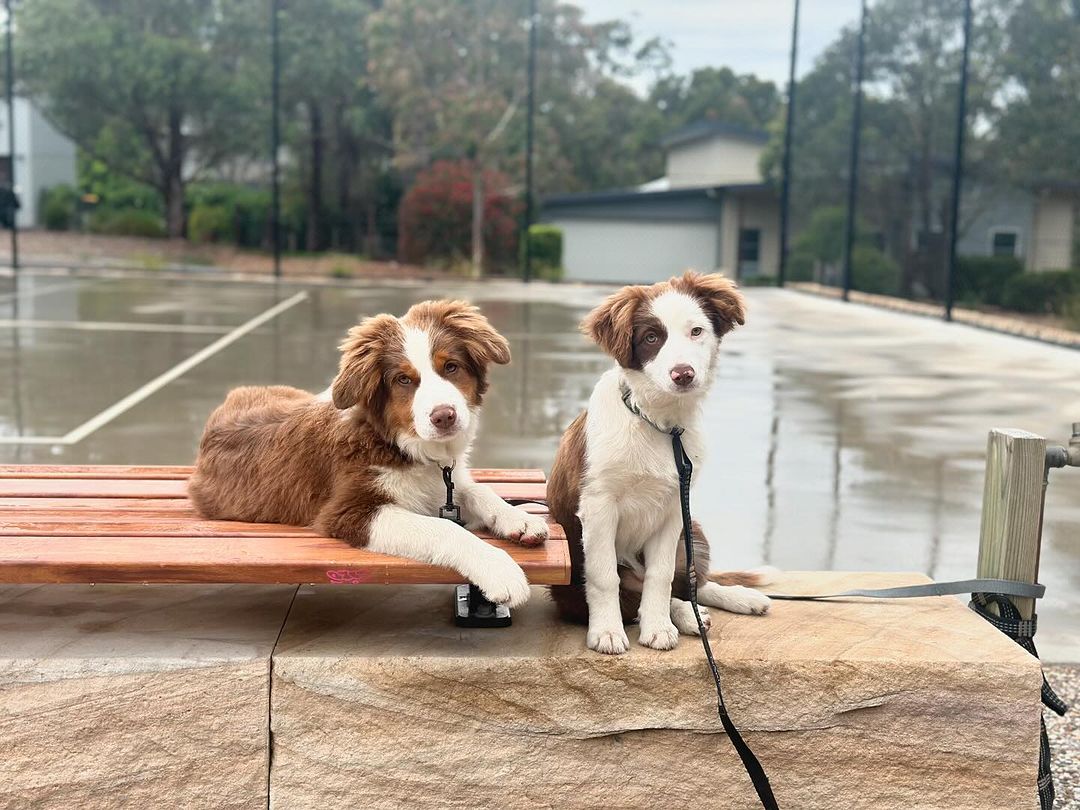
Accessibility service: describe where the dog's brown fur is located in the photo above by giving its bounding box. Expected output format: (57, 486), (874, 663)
(188, 300), (509, 547)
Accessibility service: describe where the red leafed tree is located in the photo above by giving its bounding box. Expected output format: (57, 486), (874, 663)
(398, 160), (520, 271)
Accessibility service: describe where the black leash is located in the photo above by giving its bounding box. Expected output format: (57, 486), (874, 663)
(622, 385), (779, 810)
(439, 463), (462, 524)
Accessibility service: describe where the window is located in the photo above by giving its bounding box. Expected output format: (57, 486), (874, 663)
(991, 230), (1018, 258)
(737, 228), (761, 276)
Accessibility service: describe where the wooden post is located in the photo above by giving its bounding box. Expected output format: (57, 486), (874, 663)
(977, 428), (1047, 619)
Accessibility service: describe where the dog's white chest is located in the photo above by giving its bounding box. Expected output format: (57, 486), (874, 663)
(377, 465), (447, 516)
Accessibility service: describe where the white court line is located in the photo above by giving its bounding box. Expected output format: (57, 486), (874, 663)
(0, 280), (86, 307)
(0, 290), (309, 446)
(0, 319), (234, 334)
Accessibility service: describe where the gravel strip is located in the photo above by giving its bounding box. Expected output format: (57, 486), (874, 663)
(1046, 665), (1079, 809)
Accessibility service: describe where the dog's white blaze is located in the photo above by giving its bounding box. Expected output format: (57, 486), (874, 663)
(402, 326), (471, 441)
(643, 291), (718, 393)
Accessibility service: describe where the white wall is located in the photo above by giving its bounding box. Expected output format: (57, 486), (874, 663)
(551, 218), (721, 284)
(0, 98), (77, 227)
(666, 136), (764, 188)
(1030, 192), (1075, 270)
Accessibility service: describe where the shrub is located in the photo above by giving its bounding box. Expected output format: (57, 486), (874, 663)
(786, 249), (816, 282)
(87, 209), (166, 238)
(40, 185), (80, 231)
(398, 160), (520, 271)
(954, 255), (1024, 307)
(526, 224), (562, 272)
(1064, 295), (1080, 331)
(1000, 270), (1079, 314)
(186, 183), (270, 247)
(188, 204), (233, 244)
(852, 245), (901, 295)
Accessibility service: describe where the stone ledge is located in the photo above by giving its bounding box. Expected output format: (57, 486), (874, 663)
(0, 584), (296, 810)
(270, 572), (1043, 810)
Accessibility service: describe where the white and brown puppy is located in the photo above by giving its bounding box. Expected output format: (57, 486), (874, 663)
(189, 299), (548, 606)
(549, 271), (771, 654)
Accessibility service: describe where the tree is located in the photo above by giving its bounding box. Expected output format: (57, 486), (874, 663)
(993, 0), (1080, 185)
(649, 67), (780, 133)
(277, 0), (391, 253)
(17, 0), (263, 237)
(761, 0), (1003, 296)
(368, 0), (665, 273)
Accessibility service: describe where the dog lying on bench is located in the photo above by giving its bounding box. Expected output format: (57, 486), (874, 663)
(189, 299), (548, 607)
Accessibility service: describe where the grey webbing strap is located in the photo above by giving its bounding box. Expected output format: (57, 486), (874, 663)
(767, 578), (1045, 601)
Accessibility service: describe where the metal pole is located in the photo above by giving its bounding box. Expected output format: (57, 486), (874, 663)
(522, 0), (537, 283)
(841, 0), (867, 302)
(777, 0), (800, 287)
(944, 0), (973, 322)
(270, 0), (282, 279)
(5, 0), (18, 272)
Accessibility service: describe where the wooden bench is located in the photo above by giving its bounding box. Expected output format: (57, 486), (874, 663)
(0, 465), (570, 586)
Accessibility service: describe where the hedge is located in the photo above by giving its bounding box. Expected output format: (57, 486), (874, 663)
(954, 256), (1024, 307)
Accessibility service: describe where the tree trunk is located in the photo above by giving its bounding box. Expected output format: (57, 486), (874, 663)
(164, 108), (185, 238)
(307, 102), (325, 252)
(471, 162), (484, 278)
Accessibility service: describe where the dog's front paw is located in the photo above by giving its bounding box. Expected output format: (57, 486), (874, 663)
(638, 620), (680, 651)
(587, 624), (630, 655)
(472, 550), (531, 608)
(671, 601), (711, 636)
(490, 508), (549, 547)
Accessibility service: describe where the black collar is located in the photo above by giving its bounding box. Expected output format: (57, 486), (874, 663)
(619, 382), (684, 438)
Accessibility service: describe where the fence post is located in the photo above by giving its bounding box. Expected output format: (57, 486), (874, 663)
(976, 428), (1047, 619)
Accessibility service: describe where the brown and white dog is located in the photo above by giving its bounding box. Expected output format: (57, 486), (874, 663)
(189, 299), (548, 607)
(549, 271), (771, 654)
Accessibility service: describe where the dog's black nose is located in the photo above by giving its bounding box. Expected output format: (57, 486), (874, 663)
(430, 405), (457, 430)
(670, 365), (695, 387)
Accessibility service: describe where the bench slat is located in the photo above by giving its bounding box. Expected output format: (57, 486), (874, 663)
(0, 478), (550, 502)
(0, 465), (567, 586)
(0, 465), (546, 483)
(0, 520), (569, 585)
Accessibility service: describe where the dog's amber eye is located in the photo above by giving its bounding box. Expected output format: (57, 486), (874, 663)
(691, 327), (704, 337)
(644, 333), (658, 344)
(444, 362), (458, 374)
(396, 374), (413, 386)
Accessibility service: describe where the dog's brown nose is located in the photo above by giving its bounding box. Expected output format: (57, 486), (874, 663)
(670, 365), (695, 387)
(430, 405), (457, 431)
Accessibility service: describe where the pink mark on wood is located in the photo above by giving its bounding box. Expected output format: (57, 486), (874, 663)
(325, 569), (372, 585)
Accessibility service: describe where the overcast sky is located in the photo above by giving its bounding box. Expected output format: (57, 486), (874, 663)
(576, 0), (862, 86)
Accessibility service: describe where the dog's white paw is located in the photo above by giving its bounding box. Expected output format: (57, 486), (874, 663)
(490, 508), (549, 547)
(671, 600), (711, 635)
(719, 585), (771, 615)
(638, 620), (680, 651)
(587, 625), (630, 655)
(472, 550), (531, 608)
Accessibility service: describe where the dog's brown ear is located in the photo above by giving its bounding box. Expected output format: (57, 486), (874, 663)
(332, 314), (399, 410)
(672, 271), (746, 337)
(582, 286), (648, 367)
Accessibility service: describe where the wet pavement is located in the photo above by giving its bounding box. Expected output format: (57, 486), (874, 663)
(2, 273), (1078, 659)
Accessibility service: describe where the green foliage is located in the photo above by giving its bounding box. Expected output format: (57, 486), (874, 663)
(954, 256), (1024, 306)
(329, 264), (354, 280)
(739, 275), (778, 287)
(18, 0), (265, 235)
(87, 209), (166, 239)
(78, 155), (162, 214)
(1064, 295), (1080, 331)
(1000, 270), (1080, 314)
(40, 185), (80, 231)
(187, 183), (270, 247)
(852, 246), (901, 295)
(526, 225), (563, 275)
(187, 205), (233, 244)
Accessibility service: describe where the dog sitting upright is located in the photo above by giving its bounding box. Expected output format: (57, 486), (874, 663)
(549, 271), (771, 654)
(189, 299), (548, 607)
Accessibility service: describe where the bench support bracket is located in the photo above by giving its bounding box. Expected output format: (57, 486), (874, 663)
(453, 584), (511, 628)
